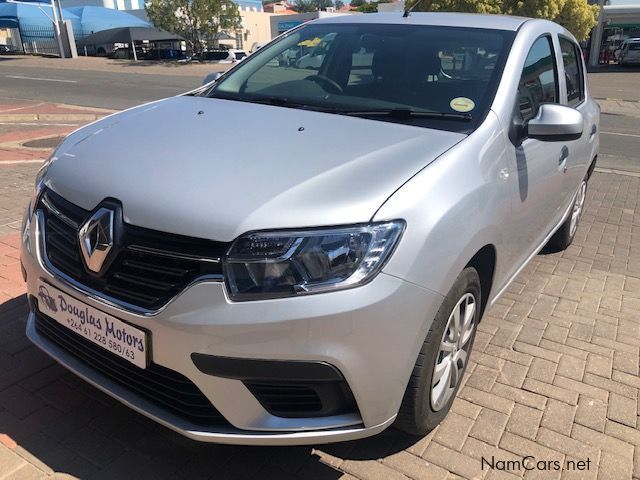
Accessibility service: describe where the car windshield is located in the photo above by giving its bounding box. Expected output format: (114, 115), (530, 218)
(204, 23), (515, 131)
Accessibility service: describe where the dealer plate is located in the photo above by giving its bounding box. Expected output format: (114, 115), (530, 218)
(36, 280), (148, 369)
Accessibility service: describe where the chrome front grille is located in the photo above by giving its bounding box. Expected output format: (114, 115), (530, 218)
(38, 188), (229, 311)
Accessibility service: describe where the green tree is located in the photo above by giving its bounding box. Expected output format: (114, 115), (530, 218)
(335, 0), (345, 9)
(145, 0), (242, 54)
(405, 0), (598, 40)
(553, 0), (600, 42)
(293, 0), (334, 10)
(350, 0), (364, 6)
(356, 2), (377, 12)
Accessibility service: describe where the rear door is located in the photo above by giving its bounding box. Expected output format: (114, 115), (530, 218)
(509, 35), (567, 258)
(558, 36), (596, 201)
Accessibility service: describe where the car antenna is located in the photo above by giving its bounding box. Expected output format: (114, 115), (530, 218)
(403, 0), (424, 17)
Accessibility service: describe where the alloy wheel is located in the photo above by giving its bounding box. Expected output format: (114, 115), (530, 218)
(430, 292), (476, 411)
(569, 181), (587, 238)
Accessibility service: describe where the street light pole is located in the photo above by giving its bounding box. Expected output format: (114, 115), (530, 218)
(49, 0), (66, 57)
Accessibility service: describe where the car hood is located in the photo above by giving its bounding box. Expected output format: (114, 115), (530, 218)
(46, 95), (465, 242)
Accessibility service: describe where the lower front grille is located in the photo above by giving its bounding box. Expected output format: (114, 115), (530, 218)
(245, 381), (356, 418)
(33, 305), (229, 428)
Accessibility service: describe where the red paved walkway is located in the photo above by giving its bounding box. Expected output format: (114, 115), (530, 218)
(0, 99), (111, 163)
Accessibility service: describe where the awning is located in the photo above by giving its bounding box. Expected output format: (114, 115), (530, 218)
(65, 6), (149, 35)
(0, 17), (18, 28)
(76, 26), (182, 46)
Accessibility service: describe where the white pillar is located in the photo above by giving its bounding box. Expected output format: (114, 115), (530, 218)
(49, 0), (66, 57)
(589, 0), (607, 67)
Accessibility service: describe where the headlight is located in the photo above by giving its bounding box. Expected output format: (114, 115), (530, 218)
(21, 208), (31, 254)
(224, 221), (405, 300)
(30, 155), (53, 214)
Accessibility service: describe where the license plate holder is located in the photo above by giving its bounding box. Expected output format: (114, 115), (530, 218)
(36, 280), (148, 369)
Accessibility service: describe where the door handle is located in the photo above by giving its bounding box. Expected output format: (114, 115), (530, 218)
(559, 146), (569, 165)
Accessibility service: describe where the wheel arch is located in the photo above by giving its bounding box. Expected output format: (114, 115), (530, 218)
(464, 244), (497, 319)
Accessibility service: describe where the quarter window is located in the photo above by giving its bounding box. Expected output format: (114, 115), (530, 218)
(559, 37), (584, 107)
(517, 36), (558, 122)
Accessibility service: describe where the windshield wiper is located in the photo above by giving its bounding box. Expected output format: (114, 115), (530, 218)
(338, 108), (472, 121)
(212, 93), (332, 112)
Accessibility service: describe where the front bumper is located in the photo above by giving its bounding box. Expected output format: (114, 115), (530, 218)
(21, 207), (443, 445)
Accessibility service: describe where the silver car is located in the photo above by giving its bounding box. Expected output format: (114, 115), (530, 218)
(619, 38), (640, 65)
(21, 13), (599, 445)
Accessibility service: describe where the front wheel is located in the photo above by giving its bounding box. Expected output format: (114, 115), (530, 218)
(547, 177), (587, 252)
(395, 267), (481, 436)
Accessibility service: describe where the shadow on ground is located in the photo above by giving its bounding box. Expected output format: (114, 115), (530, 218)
(587, 64), (640, 74)
(0, 295), (421, 479)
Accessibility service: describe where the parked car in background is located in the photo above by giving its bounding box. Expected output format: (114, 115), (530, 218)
(197, 49), (247, 63)
(232, 49), (247, 61)
(619, 38), (640, 65)
(0, 44), (21, 55)
(143, 48), (190, 61)
(22, 13), (599, 446)
(108, 47), (135, 59)
(251, 41), (268, 53)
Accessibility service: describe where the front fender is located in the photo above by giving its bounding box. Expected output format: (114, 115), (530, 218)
(374, 112), (511, 301)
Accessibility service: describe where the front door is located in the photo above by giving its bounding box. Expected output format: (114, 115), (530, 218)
(507, 35), (567, 269)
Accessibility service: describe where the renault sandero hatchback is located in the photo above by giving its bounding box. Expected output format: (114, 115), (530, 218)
(21, 13), (599, 444)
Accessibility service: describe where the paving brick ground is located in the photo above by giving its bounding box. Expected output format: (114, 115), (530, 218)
(0, 164), (40, 236)
(0, 99), (114, 164)
(0, 168), (639, 480)
(1, 98), (640, 479)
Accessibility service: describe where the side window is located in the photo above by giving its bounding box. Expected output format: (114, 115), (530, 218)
(518, 36), (558, 122)
(560, 37), (584, 107)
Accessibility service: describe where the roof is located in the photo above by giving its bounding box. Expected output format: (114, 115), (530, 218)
(77, 26), (182, 46)
(0, 2), (79, 29)
(313, 12), (529, 31)
(234, 0), (263, 10)
(0, 2), (148, 34)
(603, 5), (640, 14)
(66, 6), (149, 34)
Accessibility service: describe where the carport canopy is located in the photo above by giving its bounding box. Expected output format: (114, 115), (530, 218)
(76, 26), (182, 47)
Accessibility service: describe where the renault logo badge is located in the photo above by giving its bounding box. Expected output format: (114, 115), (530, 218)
(78, 207), (114, 273)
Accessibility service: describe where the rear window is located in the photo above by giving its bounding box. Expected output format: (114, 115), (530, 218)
(630, 43), (640, 51)
(559, 37), (584, 107)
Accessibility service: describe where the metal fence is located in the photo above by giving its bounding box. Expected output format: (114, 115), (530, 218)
(18, 24), (60, 56)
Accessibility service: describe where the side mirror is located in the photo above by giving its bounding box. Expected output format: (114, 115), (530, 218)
(527, 104), (584, 141)
(202, 72), (222, 86)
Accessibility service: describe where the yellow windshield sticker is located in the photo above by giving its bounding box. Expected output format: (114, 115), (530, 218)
(449, 97), (475, 113)
(298, 37), (321, 47)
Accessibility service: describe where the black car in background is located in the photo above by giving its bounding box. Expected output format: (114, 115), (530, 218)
(0, 44), (22, 55)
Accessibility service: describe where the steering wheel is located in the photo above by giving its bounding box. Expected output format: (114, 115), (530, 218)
(306, 75), (343, 94)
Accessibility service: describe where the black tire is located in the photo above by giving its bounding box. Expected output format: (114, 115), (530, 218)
(395, 267), (481, 436)
(546, 176), (588, 252)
